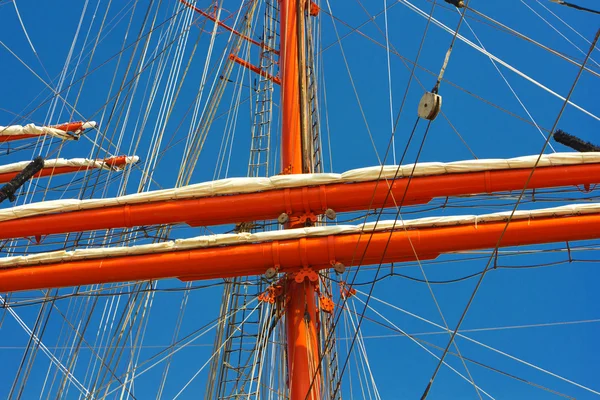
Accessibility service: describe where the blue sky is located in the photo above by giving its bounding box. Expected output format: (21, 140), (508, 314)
(0, 0), (599, 398)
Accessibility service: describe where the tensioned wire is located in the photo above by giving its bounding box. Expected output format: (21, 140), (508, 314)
(354, 292), (599, 397)
(349, 296), (576, 399)
(312, 1), (482, 397)
(310, 0), (596, 396)
(419, 28), (600, 399)
(3, 2), (596, 396)
(351, 0), (483, 395)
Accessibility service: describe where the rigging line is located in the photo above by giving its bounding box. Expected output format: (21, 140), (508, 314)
(419, 28), (600, 400)
(9, 287), (65, 399)
(92, 283), (153, 397)
(432, 0), (471, 94)
(86, 0), (158, 201)
(0, 295), (90, 397)
(53, 7), (162, 367)
(521, 0), (600, 69)
(383, 0), (396, 164)
(139, 3), (197, 193)
(343, 300), (372, 399)
(338, 318), (600, 339)
(388, 166), (485, 394)
(331, 119), (480, 400)
(88, 296), (260, 397)
(310, 109), (447, 397)
(343, 4), (481, 391)
(12, 0), (36, 55)
(397, 0), (600, 122)
(345, 300), (577, 400)
(177, 2), (255, 186)
(319, 8), (559, 136)
(321, 258), (572, 286)
(342, 304), (359, 399)
(351, 296), (496, 399)
(458, 15), (556, 151)
(324, 0), (382, 165)
(171, 302), (261, 400)
(360, 291), (600, 396)
(439, 111), (477, 158)
(344, 300), (378, 399)
(0, 41), (90, 137)
(536, 0), (600, 48)
(324, 4), (542, 158)
(347, 297), (383, 398)
(354, 0), (435, 150)
(308, 117), (422, 398)
(549, 0), (600, 16)
(466, 5), (600, 76)
(40, 293), (132, 398)
(1, 5), (188, 148)
(91, 282), (148, 397)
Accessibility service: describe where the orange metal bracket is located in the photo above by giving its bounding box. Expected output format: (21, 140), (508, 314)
(179, 0), (279, 55)
(229, 54), (281, 84)
(319, 295), (334, 313)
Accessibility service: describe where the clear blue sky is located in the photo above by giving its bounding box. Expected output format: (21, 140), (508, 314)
(0, 0), (599, 398)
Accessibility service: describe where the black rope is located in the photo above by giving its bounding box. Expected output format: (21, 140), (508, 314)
(444, 0), (465, 7)
(553, 129), (600, 152)
(0, 156), (44, 203)
(553, 0), (600, 15)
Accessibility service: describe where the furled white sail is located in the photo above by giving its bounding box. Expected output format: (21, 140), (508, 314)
(0, 202), (598, 268)
(0, 156), (139, 175)
(0, 121), (97, 140)
(0, 152), (597, 223)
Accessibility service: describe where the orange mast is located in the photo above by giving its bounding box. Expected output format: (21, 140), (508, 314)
(280, 0), (321, 397)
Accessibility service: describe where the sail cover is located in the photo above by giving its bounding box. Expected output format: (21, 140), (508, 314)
(0, 152), (597, 223)
(0, 156), (139, 175)
(0, 202), (598, 268)
(0, 121), (97, 141)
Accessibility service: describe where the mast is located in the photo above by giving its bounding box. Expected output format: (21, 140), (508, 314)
(280, 0), (321, 397)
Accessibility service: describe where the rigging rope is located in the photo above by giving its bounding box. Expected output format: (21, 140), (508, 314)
(550, 0), (600, 15)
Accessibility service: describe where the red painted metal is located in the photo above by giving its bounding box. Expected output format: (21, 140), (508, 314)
(0, 121), (89, 143)
(287, 280), (321, 400)
(179, 0), (279, 54)
(0, 156), (132, 184)
(229, 54), (281, 84)
(279, 0), (321, 396)
(0, 163), (597, 241)
(280, 0), (303, 175)
(0, 134), (35, 143)
(1, 212), (599, 292)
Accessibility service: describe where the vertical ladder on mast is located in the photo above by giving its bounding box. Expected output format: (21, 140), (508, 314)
(304, 12), (323, 175)
(206, 1), (282, 399)
(248, 0), (280, 177)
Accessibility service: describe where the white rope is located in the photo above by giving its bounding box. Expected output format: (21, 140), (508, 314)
(458, 14), (555, 152)
(360, 291), (600, 396)
(0, 295), (90, 397)
(353, 294), (496, 399)
(397, 0), (600, 122)
(383, 0), (396, 164)
(523, 0), (600, 69)
(171, 301), (261, 399)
